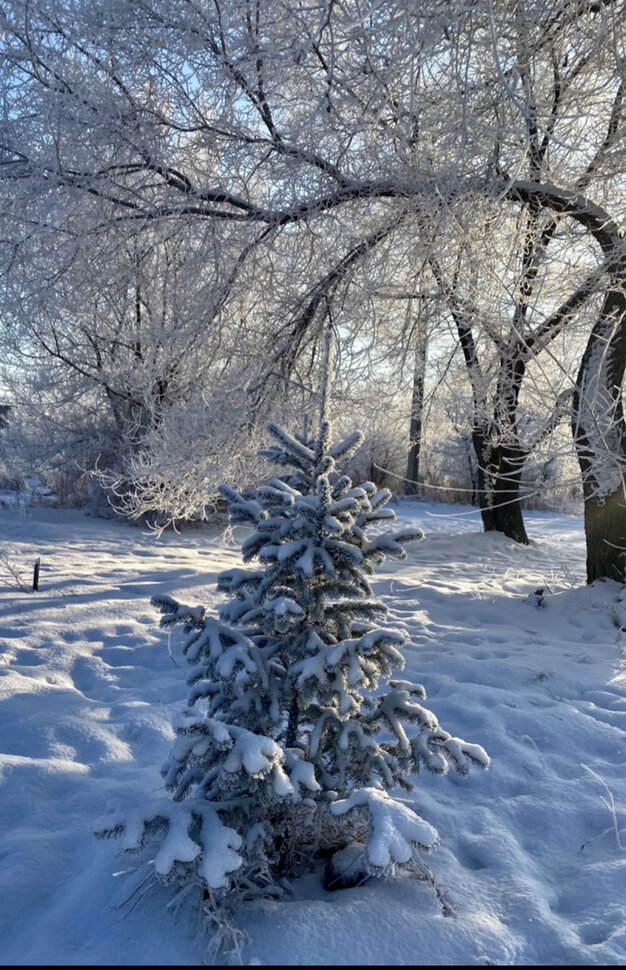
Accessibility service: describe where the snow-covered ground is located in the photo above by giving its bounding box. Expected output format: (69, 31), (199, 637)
(0, 499), (624, 966)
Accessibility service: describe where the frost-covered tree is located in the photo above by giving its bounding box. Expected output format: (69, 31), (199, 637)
(98, 338), (489, 953)
(2, 0), (624, 577)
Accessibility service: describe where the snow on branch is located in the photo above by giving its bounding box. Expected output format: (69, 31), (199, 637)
(150, 594), (205, 630)
(331, 788), (439, 872)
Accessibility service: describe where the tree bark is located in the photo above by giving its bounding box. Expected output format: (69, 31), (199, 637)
(472, 430), (529, 543)
(405, 342), (426, 495)
(285, 689), (299, 748)
(581, 489), (626, 584)
(572, 284), (626, 583)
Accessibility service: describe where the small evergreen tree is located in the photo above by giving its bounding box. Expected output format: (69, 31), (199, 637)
(98, 336), (489, 953)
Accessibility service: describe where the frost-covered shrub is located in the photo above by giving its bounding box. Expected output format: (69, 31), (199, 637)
(98, 398), (489, 954)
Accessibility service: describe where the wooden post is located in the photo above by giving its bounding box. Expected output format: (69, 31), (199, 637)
(33, 558), (40, 592)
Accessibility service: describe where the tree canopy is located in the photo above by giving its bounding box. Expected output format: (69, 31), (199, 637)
(0, 0), (624, 580)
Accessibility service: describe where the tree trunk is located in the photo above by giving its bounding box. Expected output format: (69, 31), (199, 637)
(490, 447), (530, 545)
(405, 343), (426, 495)
(573, 284), (626, 584)
(472, 430), (529, 544)
(427, 253), (531, 542)
(285, 689), (299, 748)
(581, 490), (626, 584)
(472, 427), (496, 532)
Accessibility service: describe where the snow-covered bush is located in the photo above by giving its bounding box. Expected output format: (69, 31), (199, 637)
(98, 387), (269, 533)
(98, 385), (489, 954)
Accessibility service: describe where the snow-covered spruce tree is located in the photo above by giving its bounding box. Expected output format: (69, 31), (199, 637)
(97, 346), (489, 946)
